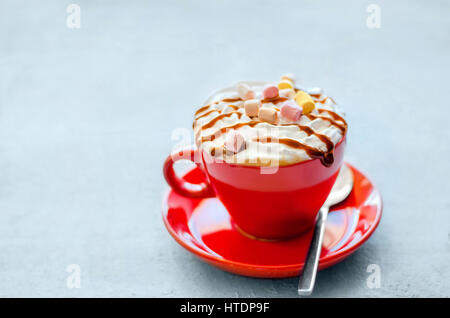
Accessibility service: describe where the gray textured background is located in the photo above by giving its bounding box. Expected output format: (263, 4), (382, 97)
(0, 0), (449, 297)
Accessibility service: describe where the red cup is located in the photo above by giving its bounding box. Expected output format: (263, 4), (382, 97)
(163, 138), (345, 240)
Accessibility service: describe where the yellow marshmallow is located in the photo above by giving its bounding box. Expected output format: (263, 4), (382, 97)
(277, 80), (293, 90)
(295, 91), (315, 114)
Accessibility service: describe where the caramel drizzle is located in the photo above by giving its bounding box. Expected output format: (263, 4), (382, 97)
(314, 97), (328, 103)
(200, 111), (243, 130)
(222, 98), (242, 103)
(318, 108), (346, 124)
(306, 111), (347, 134)
(194, 98), (242, 116)
(194, 105), (241, 121)
(226, 104), (240, 111)
(194, 105), (211, 116)
(254, 137), (334, 167)
(261, 96), (288, 104)
(195, 109), (219, 120)
(279, 124), (334, 152)
(201, 120), (261, 143)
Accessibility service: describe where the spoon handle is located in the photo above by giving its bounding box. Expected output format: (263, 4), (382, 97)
(298, 206), (329, 296)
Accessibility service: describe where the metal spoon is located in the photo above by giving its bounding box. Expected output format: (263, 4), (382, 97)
(298, 164), (354, 296)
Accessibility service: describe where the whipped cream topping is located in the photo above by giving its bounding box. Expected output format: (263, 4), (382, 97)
(193, 81), (347, 166)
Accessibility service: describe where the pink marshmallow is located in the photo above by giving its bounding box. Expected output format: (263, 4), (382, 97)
(224, 130), (246, 153)
(280, 100), (303, 122)
(262, 84), (279, 99)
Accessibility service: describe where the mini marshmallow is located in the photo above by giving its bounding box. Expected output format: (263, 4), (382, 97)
(307, 87), (324, 96)
(295, 91), (315, 114)
(258, 107), (277, 124)
(277, 80), (294, 90)
(279, 88), (296, 99)
(237, 83), (255, 100)
(281, 73), (295, 82)
(244, 99), (261, 117)
(224, 130), (245, 153)
(262, 84), (279, 99)
(280, 100), (302, 122)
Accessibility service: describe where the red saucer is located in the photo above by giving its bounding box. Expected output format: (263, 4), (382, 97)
(162, 163), (382, 278)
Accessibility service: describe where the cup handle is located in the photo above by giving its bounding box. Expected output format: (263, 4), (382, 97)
(163, 147), (215, 198)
